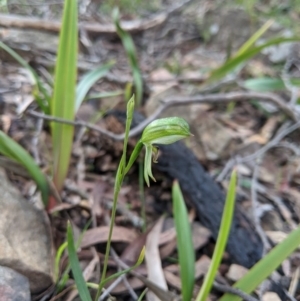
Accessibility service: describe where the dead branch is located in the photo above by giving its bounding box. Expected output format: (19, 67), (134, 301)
(0, 0), (193, 34)
(27, 91), (298, 142)
(213, 282), (259, 301)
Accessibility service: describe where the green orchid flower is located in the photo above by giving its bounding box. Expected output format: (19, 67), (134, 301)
(125, 117), (192, 186)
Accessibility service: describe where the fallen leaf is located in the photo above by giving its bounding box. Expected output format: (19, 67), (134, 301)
(80, 226), (138, 248)
(146, 217), (168, 301)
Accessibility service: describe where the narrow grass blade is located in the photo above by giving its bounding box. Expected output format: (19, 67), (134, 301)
(196, 169), (237, 301)
(235, 19), (274, 57)
(51, 0), (77, 191)
(0, 41), (50, 113)
(54, 241), (67, 281)
(207, 37), (300, 83)
(75, 62), (115, 112)
(113, 8), (143, 106)
(57, 219), (92, 292)
(0, 131), (49, 205)
(220, 223), (300, 301)
(67, 222), (92, 301)
(172, 180), (195, 301)
(137, 288), (148, 301)
(85, 90), (123, 101)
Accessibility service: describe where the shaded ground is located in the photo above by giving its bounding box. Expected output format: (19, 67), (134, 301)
(1, 0), (300, 300)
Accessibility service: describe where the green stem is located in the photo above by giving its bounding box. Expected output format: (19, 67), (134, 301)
(139, 161), (146, 232)
(95, 169), (123, 300)
(94, 96), (135, 301)
(124, 141), (143, 175)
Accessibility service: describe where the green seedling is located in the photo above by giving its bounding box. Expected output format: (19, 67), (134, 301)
(0, 131), (49, 205)
(113, 7), (143, 106)
(196, 169), (237, 301)
(172, 181), (195, 301)
(0, 41), (50, 113)
(220, 221), (300, 301)
(207, 23), (300, 83)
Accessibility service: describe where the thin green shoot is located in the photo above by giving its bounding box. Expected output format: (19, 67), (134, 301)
(51, 0), (78, 192)
(172, 180), (195, 301)
(196, 169), (237, 301)
(54, 241), (67, 281)
(234, 19), (274, 57)
(75, 62), (115, 112)
(67, 222), (92, 301)
(137, 288), (148, 301)
(85, 90), (124, 101)
(0, 131), (49, 206)
(57, 219), (92, 292)
(139, 161), (147, 232)
(0, 41), (50, 113)
(113, 8), (143, 106)
(95, 95), (135, 301)
(207, 37), (300, 83)
(220, 223), (300, 301)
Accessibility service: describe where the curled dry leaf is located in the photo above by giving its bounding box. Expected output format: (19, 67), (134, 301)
(146, 217), (168, 301)
(80, 226), (138, 248)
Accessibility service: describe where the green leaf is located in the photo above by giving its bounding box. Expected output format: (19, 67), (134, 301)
(244, 77), (300, 92)
(220, 223), (300, 301)
(75, 62), (115, 112)
(207, 37), (300, 83)
(85, 90), (123, 101)
(54, 242), (67, 281)
(0, 41), (50, 113)
(113, 8), (143, 106)
(234, 19), (274, 57)
(172, 181), (195, 301)
(0, 131), (49, 206)
(57, 219), (92, 292)
(243, 77), (285, 91)
(196, 169), (237, 301)
(67, 222), (93, 301)
(51, 0), (78, 191)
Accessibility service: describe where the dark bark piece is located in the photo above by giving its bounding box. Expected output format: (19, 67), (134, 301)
(156, 141), (263, 268)
(110, 110), (263, 268)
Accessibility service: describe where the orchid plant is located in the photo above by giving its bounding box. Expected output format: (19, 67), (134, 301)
(125, 116), (192, 186)
(95, 96), (192, 300)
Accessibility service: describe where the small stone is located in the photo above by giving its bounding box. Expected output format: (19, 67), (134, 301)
(0, 168), (53, 293)
(226, 264), (248, 282)
(262, 292), (281, 301)
(0, 265), (30, 301)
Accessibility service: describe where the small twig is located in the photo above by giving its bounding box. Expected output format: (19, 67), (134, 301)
(27, 91), (298, 142)
(282, 58), (300, 106)
(31, 117), (43, 165)
(213, 281), (259, 301)
(217, 120), (300, 182)
(251, 159), (271, 255)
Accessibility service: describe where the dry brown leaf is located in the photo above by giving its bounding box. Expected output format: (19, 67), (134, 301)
(80, 226), (138, 248)
(121, 229), (150, 265)
(192, 222), (211, 250)
(110, 276), (145, 294)
(195, 255), (212, 279)
(146, 217), (168, 301)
